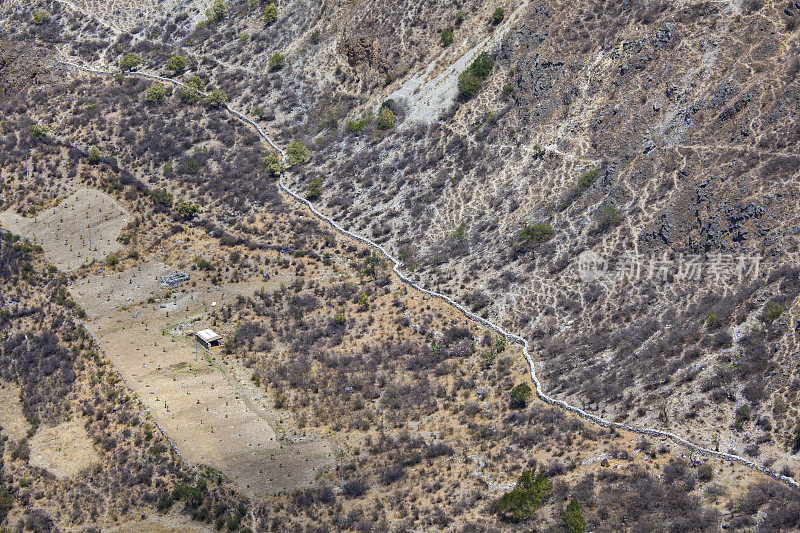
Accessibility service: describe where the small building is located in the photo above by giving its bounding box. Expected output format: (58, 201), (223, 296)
(160, 271), (190, 288)
(195, 329), (221, 349)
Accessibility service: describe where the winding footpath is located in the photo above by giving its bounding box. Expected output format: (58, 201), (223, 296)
(53, 60), (800, 491)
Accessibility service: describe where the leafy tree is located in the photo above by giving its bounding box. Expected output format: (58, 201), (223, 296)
(87, 146), (101, 164)
(264, 2), (278, 24)
(510, 383), (532, 408)
(167, 55), (188, 73)
(495, 469), (552, 522)
(205, 88), (229, 108)
(206, 0), (227, 23)
(269, 53), (286, 71)
(177, 202), (199, 219)
(119, 53), (142, 71)
(562, 498), (586, 533)
(286, 140), (311, 165)
(33, 8), (51, 24)
(306, 176), (323, 200)
(441, 27), (454, 46)
(376, 107), (395, 130)
(29, 123), (49, 141)
(518, 222), (553, 243)
(264, 152), (284, 177)
(146, 82), (168, 104)
(492, 7), (506, 23)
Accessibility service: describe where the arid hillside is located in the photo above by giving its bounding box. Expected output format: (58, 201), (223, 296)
(1, 0), (800, 530)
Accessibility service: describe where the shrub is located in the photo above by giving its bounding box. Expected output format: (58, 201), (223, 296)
(269, 53), (286, 71)
(119, 53), (142, 71)
(358, 293), (370, 311)
(531, 144), (545, 159)
(510, 383), (532, 408)
(146, 82), (168, 104)
(157, 492), (174, 512)
(264, 152), (284, 177)
(376, 107), (395, 130)
(495, 469), (551, 523)
(763, 302), (783, 325)
(310, 30), (321, 44)
(698, 464), (714, 481)
(177, 202), (199, 219)
(180, 86), (201, 104)
(206, 0), (227, 23)
(306, 177), (323, 199)
(441, 27), (454, 46)
(562, 498), (586, 533)
(492, 7), (506, 24)
(196, 258), (212, 271)
(264, 2), (278, 24)
(167, 55), (188, 73)
(577, 168), (601, 189)
(457, 51), (494, 99)
(29, 123), (49, 141)
(518, 222), (553, 244)
(185, 75), (205, 91)
(594, 205), (622, 233)
(0, 487), (12, 522)
(455, 10), (465, 26)
(107, 253), (119, 266)
(205, 88), (229, 108)
(88, 146), (101, 164)
(151, 188), (173, 207)
(33, 8), (51, 24)
(734, 404), (751, 431)
(706, 314), (722, 329)
(286, 140), (311, 165)
(343, 479), (369, 498)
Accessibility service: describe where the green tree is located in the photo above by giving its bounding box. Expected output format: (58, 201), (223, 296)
(119, 53), (142, 72)
(734, 404), (751, 431)
(286, 140), (311, 165)
(510, 383), (532, 408)
(441, 27), (454, 46)
(146, 82), (168, 104)
(88, 146), (101, 164)
(306, 176), (323, 200)
(29, 123), (49, 141)
(269, 53), (286, 71)
(177, 202), (199, 219)
(492, 7), (506, 24)
(185, 75), (206, 91)
(562, 498), (586, 533)
(205, 88), (229, 108)
(455, 10), (465, 26)
(206, 0), (227, 23)
(264, 2), (278, 24)
(264, 152), (284, 177)
(167, 55), (188, 73)
(33, 8), (51, 24)
(495, 469), (552, 523)
(376, 107), (395, 130)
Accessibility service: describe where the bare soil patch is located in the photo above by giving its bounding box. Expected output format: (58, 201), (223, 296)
(0, 187), (131, 272)
(28, 418), (100, 478)
(0, 381), (29, 441)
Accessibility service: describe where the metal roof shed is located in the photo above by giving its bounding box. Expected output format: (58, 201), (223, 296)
(195, 329), (221, 349)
